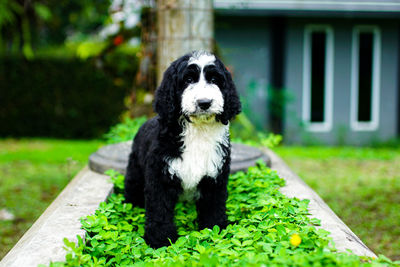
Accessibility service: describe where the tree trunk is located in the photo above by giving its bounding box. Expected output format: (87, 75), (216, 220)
(156, 0), (213, 84)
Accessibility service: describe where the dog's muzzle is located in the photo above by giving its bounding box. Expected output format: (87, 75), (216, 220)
(189, 100), (217, 122)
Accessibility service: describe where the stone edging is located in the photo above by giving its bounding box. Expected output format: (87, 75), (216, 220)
(0, 150), (376, 266)
(264, 148), (376, 257)
(0, 167), (113, 267)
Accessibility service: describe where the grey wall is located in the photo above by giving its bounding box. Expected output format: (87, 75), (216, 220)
(284, 18), (399, 145)
(216, 15), (399, 145)
(215, 17), (271, 130)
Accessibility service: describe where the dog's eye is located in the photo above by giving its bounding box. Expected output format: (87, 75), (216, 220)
(210, 77), (217, 84)
(185, 77), (194, 84)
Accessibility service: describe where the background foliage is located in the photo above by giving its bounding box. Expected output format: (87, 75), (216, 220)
(0, 0), (110, 57)
(0, 0), (144, 139)
(0, 56), (130, 138)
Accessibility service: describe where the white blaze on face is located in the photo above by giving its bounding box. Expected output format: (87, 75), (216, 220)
(188, 52), (216, 68)
(181, 53), (224, 117)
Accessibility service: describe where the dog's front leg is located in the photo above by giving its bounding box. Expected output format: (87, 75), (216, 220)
(196, 173), (229, 231)
(143, 174), (181, 249)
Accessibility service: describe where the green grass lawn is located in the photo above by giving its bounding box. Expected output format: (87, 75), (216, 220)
(274, 146), (400, 261)
(0, 139), (103, 260)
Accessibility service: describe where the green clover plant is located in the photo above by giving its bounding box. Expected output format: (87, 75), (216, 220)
(47, 163), (399, 266)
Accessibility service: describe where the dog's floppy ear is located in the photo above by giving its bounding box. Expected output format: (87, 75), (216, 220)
(154, 61), (179, 123)
(216, 59), (241, 125)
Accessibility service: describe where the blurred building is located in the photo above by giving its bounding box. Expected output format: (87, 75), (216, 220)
(214, 0), (400, 145)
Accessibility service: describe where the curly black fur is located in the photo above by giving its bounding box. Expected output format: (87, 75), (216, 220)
(124, 51), (241, 248)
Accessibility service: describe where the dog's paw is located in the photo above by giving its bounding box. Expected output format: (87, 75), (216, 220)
(144, 222), (178, 249)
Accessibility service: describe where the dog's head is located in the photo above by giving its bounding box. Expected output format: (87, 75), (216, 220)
(154, 51), (241, 125)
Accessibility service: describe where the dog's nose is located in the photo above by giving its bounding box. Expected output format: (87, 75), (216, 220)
(197, 99), (212, 110)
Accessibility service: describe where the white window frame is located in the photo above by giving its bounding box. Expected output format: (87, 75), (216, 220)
(302, 25), (334, 132)
(350, 25), (381, 131)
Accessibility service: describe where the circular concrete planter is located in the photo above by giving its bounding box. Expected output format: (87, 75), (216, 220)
(88, 142), (271, 175)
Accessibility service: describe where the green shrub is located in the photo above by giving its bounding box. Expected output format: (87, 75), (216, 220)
(229, 113), (282, 148)
(48, 164), (398, 266)
(104, 113), (282, 148)
(0, 57), (129, 138)
(104, 116), (147, 144)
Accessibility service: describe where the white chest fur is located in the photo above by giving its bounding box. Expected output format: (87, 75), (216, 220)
(167, 121), (229, 191)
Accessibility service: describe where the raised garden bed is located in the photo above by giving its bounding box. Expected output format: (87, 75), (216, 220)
(0, 145), (379, 266)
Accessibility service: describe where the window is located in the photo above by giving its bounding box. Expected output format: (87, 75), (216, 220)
(351, 26), (381, 131)
(303, 25), (334, 131)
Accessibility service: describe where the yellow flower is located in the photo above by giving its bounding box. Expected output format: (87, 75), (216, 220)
(290, 233), (302, 246)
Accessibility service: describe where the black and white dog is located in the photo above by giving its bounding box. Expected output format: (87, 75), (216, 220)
(124, 51), (241, 248)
